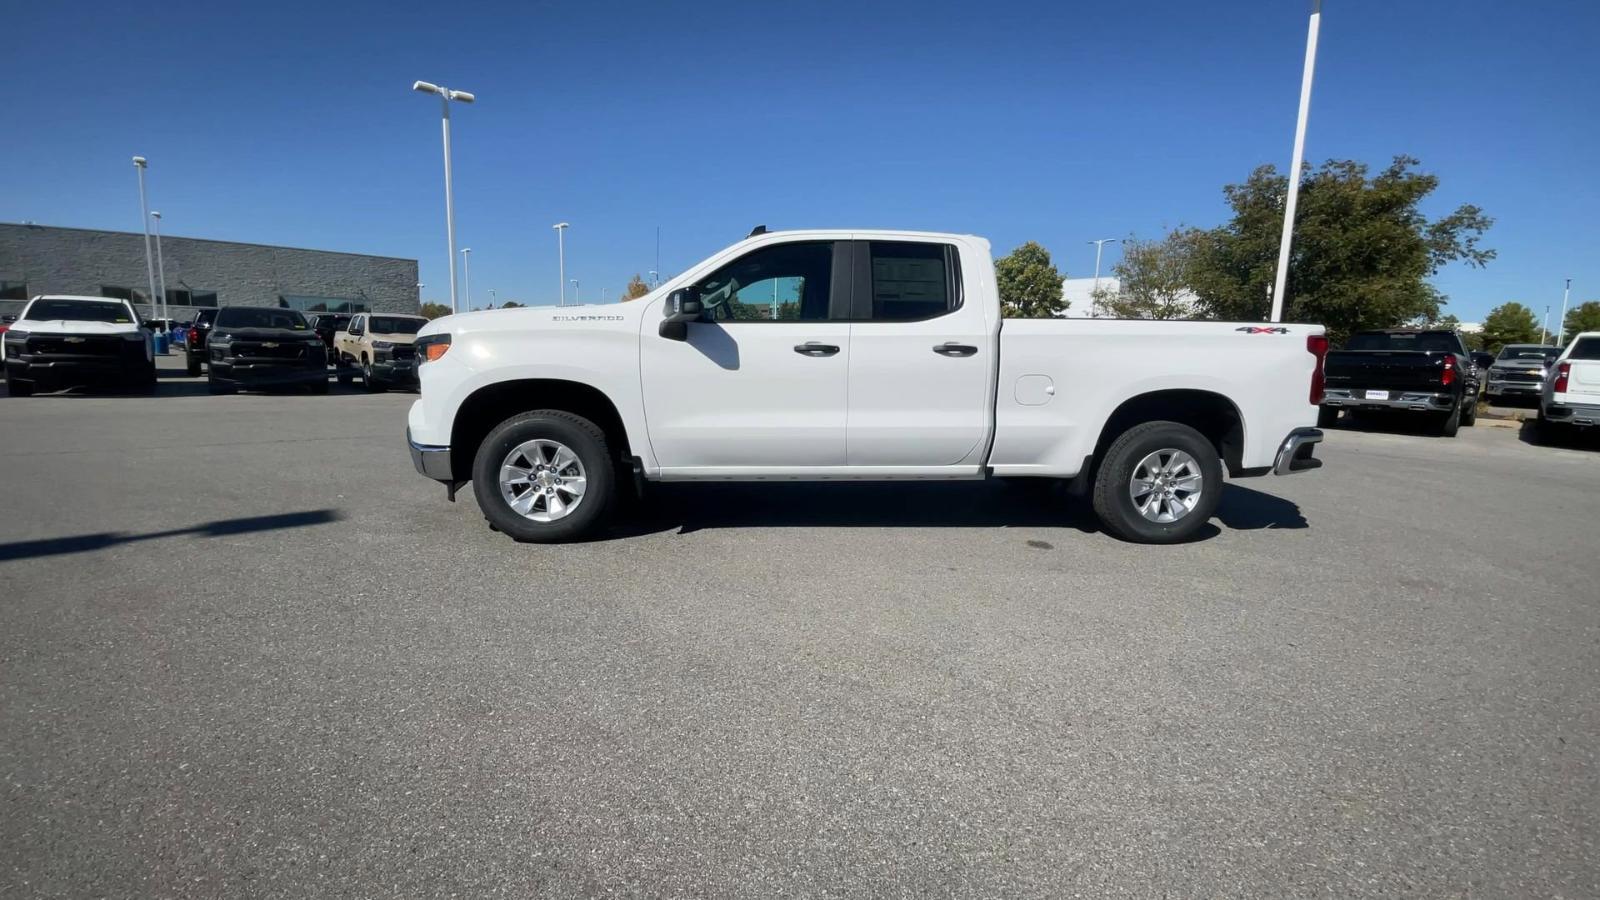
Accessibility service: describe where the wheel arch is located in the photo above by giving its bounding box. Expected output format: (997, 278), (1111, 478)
(1092, 389), (1247, 476)
(449, 378), (633, 482)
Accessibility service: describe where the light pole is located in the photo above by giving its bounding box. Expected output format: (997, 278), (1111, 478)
(648, 270), (659, 288)
(460, 247), (472, 310)
(1269, 0), (1323, 323)
(412, 80), (476, 315)
(132, 157), (159, 321)
(151, 211), (168, 321)
(1088, 238), (1118, 316)
(489, 288), (497, 309)
(1558, 277), (1572, 346)
(553, 222), (569, 306)
(1540, 305), (1550, 346)
(570, 279), (579, 305)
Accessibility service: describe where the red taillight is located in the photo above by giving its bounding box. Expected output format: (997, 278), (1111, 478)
(1553, 362), (1570, 393)
(1306, 334), (1329, 405)
(1440, 355), (1456, 387)
(188, 327), (199, 344)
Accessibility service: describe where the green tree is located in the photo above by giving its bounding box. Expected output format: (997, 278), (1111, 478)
(621, 274), (651, 301)
(1093, 229), (1200, 319)
(499, 301), (524, 309)
(1479, 302), (1540, 352)
(1562, 301), (1600, 344)
(1187, 156), (1494, 343)
(995, 242), (1066, 318)
(419, 302), (451, 320)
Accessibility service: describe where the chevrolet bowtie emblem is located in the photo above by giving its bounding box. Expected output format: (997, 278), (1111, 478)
(64, 337), (86, 343)
(263, 342), (279, 348)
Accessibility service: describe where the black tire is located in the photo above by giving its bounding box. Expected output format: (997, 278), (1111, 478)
(1316, 405), (1339, 428)
(307, 376), (330, 395)
(1437, 401), (1461, 437)
(1091, 421), (1224, 544)
(186, 356), (203, 377)
(207, 374), (234, 395)
(361, 357), (382, 393)
(473, 410), (616, 543)
(6, 375), (33, 397)
(336, 364), (352, 385)
(1460, 397), (1477, 426)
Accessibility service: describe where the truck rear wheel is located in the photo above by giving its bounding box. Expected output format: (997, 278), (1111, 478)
(1436, 402), (1461, 437)
(473, 410), (616, 543)
(1316, 406), (1339, 428)
(1091, 421), (1223, 544)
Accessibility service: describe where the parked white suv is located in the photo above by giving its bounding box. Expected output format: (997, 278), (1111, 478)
(1540, 332), (1600, 435)
(2, 295), (155, 396)
(406, 229), (1328, 543)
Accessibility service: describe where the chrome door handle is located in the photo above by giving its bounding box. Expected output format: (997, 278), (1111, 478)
(793, 342), (840, 357)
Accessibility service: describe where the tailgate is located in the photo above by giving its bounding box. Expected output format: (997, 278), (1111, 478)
(1324, 351), (1448, 391)
(1566, 359), (1600, 399)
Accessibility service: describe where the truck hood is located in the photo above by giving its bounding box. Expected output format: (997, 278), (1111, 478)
(212, 327), (322, 342)
(367, 331), (421, 345)
(8, 319), (144, 337)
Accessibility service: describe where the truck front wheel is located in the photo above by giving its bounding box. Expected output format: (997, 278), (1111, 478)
(473, 410), (616, 543)
(1091, 421), (1223, 544)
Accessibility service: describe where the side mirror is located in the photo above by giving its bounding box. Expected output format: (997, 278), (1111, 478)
(659, 288), (701, 341)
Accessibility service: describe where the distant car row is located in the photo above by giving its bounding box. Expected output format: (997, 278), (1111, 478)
(1316, 327), (1600, 441)
(2, 295), (428, 397)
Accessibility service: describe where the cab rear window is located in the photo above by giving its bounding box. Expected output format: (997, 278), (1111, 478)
(1568, 337), (1600, 361)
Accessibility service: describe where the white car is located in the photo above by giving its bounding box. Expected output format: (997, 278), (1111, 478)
(1540, 331), (1600, 434)
(2, 295), (155, 396)
(406, 229), (1328, 544)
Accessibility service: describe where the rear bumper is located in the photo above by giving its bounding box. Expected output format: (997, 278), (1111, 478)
(372, 359), (418, 383)
(408, 428), (453, 481)
(1273, 427), (1324, 476)
(1542, 399), (1600, 427)
(1322, 388), (1452, 412)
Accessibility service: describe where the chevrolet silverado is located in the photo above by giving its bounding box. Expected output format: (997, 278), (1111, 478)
(407, 230), (1328, 543)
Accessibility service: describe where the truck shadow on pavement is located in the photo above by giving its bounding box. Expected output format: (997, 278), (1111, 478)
(1517, 420), (1600, 451)
(0, 509), (341, 563)
(614, 481), (1305, 541)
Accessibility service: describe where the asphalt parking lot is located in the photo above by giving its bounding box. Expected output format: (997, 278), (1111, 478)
(3, 357), (1598, 898)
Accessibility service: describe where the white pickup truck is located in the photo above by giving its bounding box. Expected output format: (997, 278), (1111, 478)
(407, 230), (1328, 543)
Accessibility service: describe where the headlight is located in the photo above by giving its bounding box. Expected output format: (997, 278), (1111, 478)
(415, 333), (450, 363)
(371, 340), (394, 350)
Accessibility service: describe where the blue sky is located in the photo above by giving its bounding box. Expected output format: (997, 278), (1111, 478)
(4, 0), (1596, 322)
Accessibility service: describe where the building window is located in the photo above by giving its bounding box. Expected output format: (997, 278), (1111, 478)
(0, 280), (27, 301)
(166, 288), (218, 308)
(279, 294), (368, 314)
(101, 285), (151, 304)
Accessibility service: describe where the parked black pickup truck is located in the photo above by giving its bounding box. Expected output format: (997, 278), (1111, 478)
(205, 306), (329, 394)
(1319, 328), (1479, 436)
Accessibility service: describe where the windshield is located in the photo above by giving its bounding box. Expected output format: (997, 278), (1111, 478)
(1344, 332), (1458, 353)
(23, 299), (134, 324)
(1568, 337), (1600, 361)
(1497, 346), (1558, 363)
(370, 316), (425, 335)
(215, 308), (309, 330)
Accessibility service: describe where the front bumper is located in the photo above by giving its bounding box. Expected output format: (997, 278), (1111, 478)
(5, 356), (147, 384)
(409, 428), (453, 481)
(209, 361), (328, 386)
(1322, 388), (1452, 412)
(1487, 379), (1544, 397)
(1272, 427), (1324, 476)
(371, 358), (418, 383)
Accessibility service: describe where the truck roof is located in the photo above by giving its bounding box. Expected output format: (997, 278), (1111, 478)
(29, 294), (129, 304)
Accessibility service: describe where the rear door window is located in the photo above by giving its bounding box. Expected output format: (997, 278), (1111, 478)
(860, 242), (961, 321)
(1568, 338), (1600, 361)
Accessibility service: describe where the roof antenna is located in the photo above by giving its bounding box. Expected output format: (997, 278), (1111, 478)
(748, 224), (767, 237)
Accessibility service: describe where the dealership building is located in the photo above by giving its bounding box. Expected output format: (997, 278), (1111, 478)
(0, 222), (419, 321)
